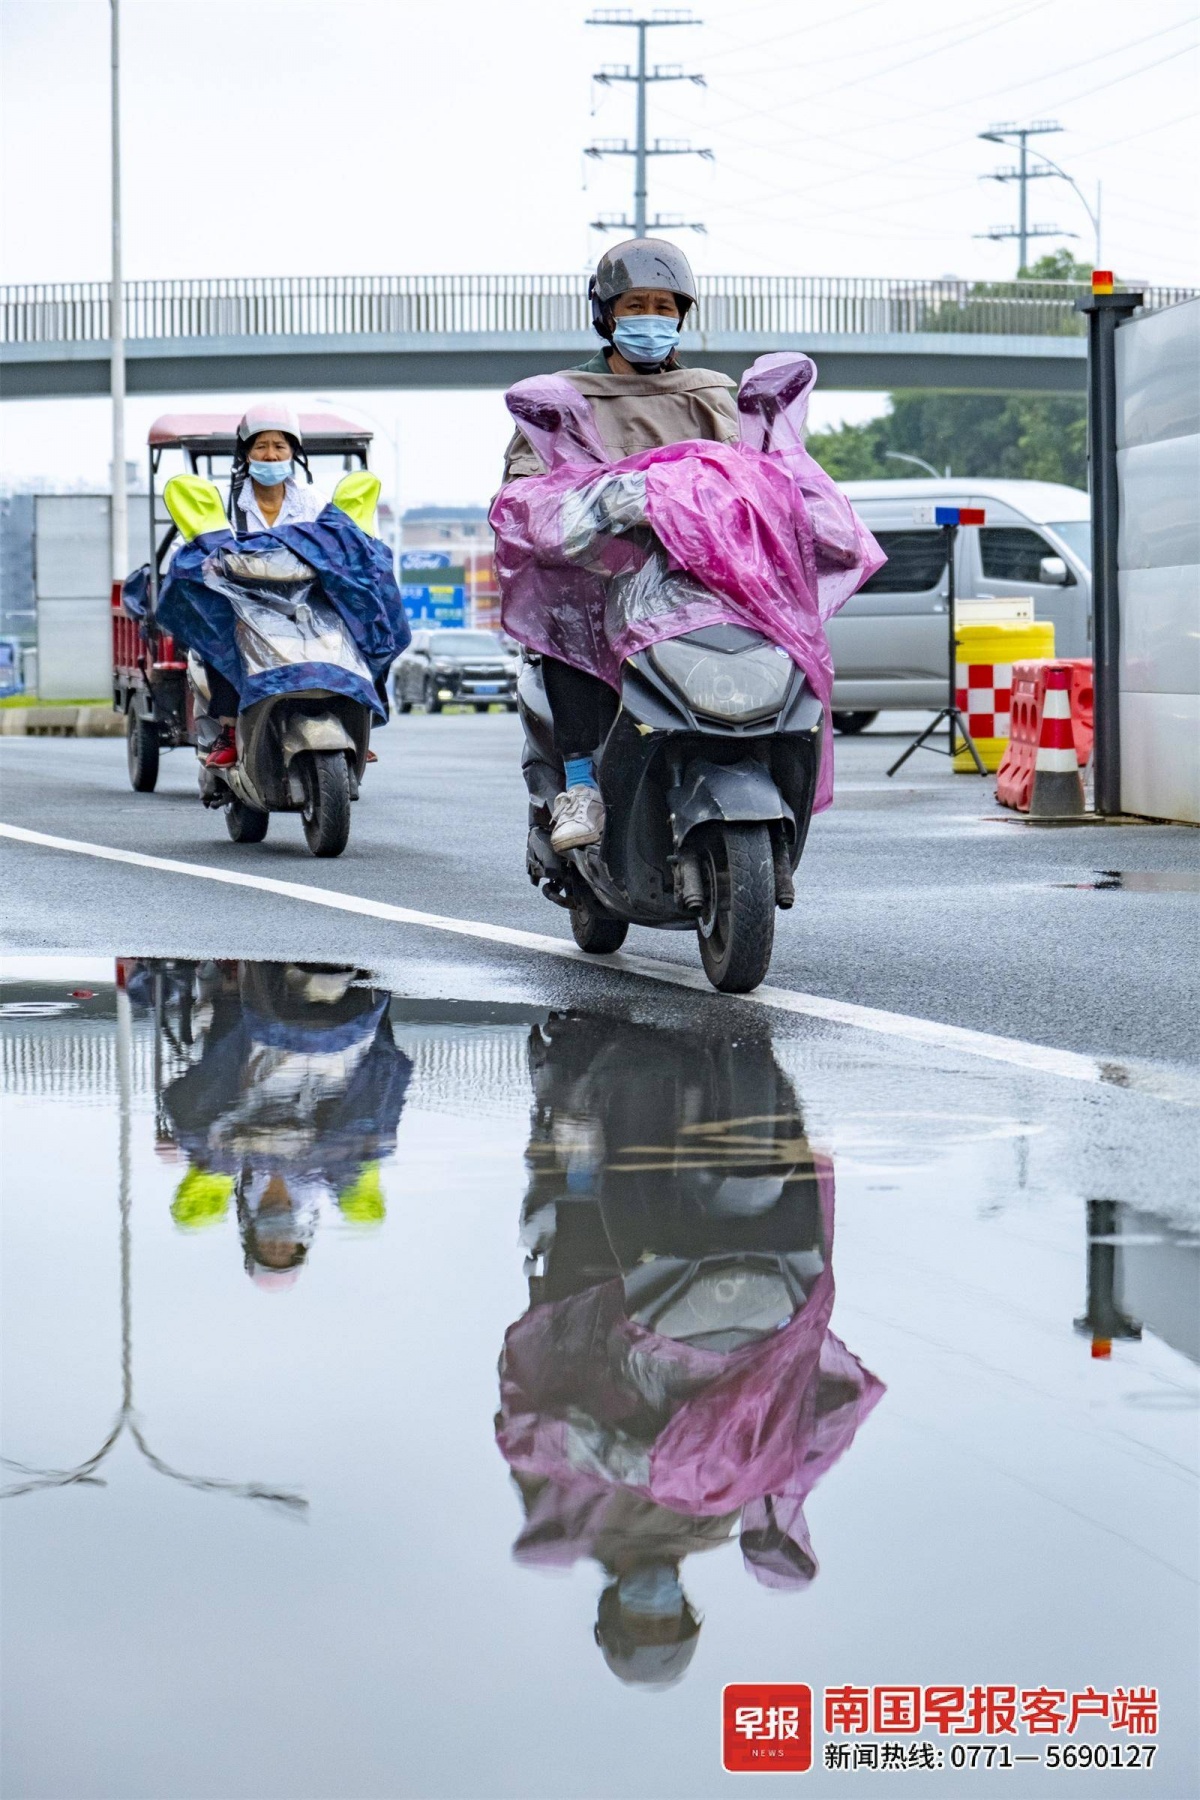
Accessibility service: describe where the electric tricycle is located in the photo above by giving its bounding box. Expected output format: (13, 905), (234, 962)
(113, 412), (376, 795)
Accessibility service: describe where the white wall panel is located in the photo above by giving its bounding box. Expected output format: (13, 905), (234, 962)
(1116, 298), (1200, 449)
(1117, 435), (1200, 570)
(34, 496), (110, 599)
(1119, 691), (1200, 824)
(1115, 299), (1199, 822)
(36, 597), (110, 700)
(33, 495), (154, 599)
(1119, 566), (1200, 696)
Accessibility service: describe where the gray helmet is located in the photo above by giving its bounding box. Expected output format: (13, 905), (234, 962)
(236, 402), (303, 451)
(589, 237), (698, 336)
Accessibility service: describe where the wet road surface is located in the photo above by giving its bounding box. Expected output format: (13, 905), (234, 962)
(2, 713), (1199, 1064)
(2, 953), (1197, 1800)
(1, 715), (1197, 1797)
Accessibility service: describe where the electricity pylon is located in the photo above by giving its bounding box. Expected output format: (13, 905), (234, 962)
(586, 10), (711, 236)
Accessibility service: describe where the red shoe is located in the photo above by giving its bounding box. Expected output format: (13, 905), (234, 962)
(206, 728), (237, 769)
(365, 749), (378, 764)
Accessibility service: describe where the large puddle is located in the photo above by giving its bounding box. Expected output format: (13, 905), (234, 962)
(2, 960), (1196, 1798)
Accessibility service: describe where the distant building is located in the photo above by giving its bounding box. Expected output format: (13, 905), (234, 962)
(0, 494), (36, 643)
(400, 504), (499, 629)
(401, 504), (492, 550)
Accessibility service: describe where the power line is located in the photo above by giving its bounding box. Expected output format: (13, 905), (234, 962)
(690, 14), (1196, 162)
(585, 10), (711, 236)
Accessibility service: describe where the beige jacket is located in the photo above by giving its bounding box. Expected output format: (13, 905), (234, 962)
(502, 356), (740, 481)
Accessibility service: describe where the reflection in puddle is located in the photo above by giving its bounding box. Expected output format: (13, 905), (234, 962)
(498, 1016), (881, 1688)
(1055, 870), (1200, 892)
(2, 958), (1196, 1799)
(142, 960), (411, 1286)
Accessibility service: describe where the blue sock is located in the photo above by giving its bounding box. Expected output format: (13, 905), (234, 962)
(563, 755), (598, 790)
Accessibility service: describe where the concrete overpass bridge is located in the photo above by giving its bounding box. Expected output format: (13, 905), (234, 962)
(2, 273), (1192, 400)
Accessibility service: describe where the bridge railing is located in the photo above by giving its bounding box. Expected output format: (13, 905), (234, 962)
(2, 273), (1193, 345)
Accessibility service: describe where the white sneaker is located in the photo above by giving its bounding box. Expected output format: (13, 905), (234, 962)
(550, 785), (606, 853)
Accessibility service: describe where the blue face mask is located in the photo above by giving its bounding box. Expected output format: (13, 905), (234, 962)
(612, 315), (680, 368)
(617, 1565), (685, 1618)
(248, 458), (292, 487)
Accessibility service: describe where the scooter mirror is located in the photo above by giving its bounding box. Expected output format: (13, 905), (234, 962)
(163, 474), (230, 542)
(331, 471), (382, 537)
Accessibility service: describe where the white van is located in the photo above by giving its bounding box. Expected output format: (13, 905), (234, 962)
(829, 478), (1091, 729)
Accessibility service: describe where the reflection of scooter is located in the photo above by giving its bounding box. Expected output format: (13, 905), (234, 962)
(132, 960), (411, 1289)
(496, 1014), (884, 1687)
(161, 473), (404, 856)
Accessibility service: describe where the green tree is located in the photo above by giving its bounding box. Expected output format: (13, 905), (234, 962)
(806, 392), (1088, 488)
(1018, 249), (1093, 281)
(805, 250), (1094, 486)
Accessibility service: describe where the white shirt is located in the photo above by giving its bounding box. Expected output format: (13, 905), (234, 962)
(235, 472), (329, 533)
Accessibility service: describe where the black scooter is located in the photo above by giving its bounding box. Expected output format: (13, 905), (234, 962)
(519, 549), (824, 993)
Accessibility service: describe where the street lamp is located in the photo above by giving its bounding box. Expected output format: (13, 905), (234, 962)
(1025, 148), (1102, 267)
(109, 0), (127, 582)
(886, 451), (950, 480)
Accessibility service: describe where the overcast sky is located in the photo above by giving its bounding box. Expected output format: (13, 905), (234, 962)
(1, 0), (1196, 504)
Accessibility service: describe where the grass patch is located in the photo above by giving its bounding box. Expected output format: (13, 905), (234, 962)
(0, 695), (111, 709)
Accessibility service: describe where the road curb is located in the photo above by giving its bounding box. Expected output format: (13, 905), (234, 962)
(0, 706), (124, 739)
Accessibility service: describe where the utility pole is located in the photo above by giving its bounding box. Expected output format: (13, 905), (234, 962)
(109, 0), (127, 582)
(586, 10), (710, 237)
(977, 121), (1071, 274)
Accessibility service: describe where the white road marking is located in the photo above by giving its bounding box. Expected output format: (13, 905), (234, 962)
(1, 821), (1194, 1104)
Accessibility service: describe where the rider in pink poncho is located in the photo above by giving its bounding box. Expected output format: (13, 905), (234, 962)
(491, 238), (884, 855)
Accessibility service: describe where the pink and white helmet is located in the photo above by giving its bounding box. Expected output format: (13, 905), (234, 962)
(236, 402), (303, 450)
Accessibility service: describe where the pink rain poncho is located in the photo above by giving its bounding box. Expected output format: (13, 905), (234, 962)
(495, 1161), (885, 1593)
(489, 352), (885, 812)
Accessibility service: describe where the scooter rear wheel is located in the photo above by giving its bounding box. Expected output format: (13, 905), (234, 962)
(126, 712), (159, 792)
(570, 890), (628, 955)
(696, 822), (775, 993)
(299, 751), (351, 858)
(225, 798), (269, 844)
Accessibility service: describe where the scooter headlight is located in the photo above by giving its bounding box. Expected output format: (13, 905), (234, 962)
(649, 638), (793, 721)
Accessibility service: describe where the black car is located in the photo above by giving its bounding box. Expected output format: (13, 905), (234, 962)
(392, 629), (521, 713)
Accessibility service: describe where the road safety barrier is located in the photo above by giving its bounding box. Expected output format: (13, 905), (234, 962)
(0, 705), (124, 738)
(953, 620), (1055, 772)
(996, 658), (1094, 815)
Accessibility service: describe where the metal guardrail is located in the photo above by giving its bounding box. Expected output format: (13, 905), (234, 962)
(3, 273), (1194, 345)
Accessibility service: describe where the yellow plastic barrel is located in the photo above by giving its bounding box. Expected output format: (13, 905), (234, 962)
(953, 619), (1056, 772)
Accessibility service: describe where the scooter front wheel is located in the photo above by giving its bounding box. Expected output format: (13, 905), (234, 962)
(225, 798), (269, 843)
(299, 751), (351, 858)
(570, 890), (628, 955)
(696, 822), (775, 994)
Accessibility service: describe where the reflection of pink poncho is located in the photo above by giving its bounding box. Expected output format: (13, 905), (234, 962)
(489, 353), (885, 812)
(496, 1161), (885, 1591)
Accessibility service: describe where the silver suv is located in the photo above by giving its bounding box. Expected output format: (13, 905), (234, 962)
(829, 478), (1091, 731)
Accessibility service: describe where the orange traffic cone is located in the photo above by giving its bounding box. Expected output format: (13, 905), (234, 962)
(1028, 667), (1086, 818)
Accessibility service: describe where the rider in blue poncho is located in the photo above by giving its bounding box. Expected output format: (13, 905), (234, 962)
(157, 401), (409, 770)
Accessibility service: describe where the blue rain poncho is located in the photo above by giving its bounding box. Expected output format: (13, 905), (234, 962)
(156, 505), (410, 720)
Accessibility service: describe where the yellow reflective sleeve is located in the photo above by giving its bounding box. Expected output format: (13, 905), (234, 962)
(170, 1166), (235, 1229)
(337, 1161), (386, 1224)
(331, 471), (382, 537)
(163, 474), (229, 542)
